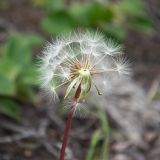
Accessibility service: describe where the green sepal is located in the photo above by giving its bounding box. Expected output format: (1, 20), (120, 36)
(64, 77), (80, 99)
(81, 74), (92, 98)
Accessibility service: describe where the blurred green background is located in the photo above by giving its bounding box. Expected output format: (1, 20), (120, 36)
(0, 0), (160, 160)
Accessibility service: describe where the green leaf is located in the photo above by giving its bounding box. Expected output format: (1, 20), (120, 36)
(32, 0), (64, 12)
(101, 23), (126, 40)
(42, 11), (74, 35)
(19, 63), (38, 86)
(4, 33), (43, 67)
(4, 36), (31, 66)
(119, 0), (145, 16)
(16, 63), (38, 102)
(87, 2), (113, 25)
(0, 75), (15, 96)
(101, 138), (109, 160)
(128, 16), (154, 33)
(16, 83), (37, 103)
(0, 57), (21, 80)
(45, 0), (64, 12)
(22, 34), (43, 46)
(69, 2), (113, 26)
(86, 130), (101, 160)
(98, 111), (110, 135)
(0, 99), (21, 122)
(98, 111), (110, 160)
(69, 3), (92, 26)
(0, 33), (43, 101)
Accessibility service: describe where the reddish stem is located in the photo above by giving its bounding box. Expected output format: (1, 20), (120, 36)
(59, 104), (76, 160)
(59, 85), (81, 160)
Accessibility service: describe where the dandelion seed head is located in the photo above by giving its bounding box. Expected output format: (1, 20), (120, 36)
(39, 30), (130, 101)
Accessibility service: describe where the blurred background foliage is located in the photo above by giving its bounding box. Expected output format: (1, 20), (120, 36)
(0, 33), (43, 121)
(33, 0), (153, 40)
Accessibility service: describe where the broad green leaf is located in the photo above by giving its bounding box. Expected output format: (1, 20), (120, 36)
(0, 57), (21, 80)
(0, 75), (15, 96)
(42, 11), (74, 35)
(101, 23), (126, 40)
(19, 63), (38, 86)
(69, 3), (93, 26)
(86, 2), (113, 25)
(4, 33), (43, 67)
(5, 36), (31, 66)
(69, 2), (113, 26)
(0, 99), (21, 122)
(18, 34), (43, 46)
(16, 63), (38, 103)
(0, 33), (43, 101)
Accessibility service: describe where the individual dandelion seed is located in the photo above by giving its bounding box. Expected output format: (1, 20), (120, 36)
(38, 30), (130, 160)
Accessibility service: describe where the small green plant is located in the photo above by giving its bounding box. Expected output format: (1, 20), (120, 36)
(0, 33), (43, 121)
(86, 110), (110, 160)
(86, 129), (101, 160)
(33, 0), (153, 40)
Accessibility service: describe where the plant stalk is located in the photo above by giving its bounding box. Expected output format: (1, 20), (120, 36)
(59, 85), (81, 160)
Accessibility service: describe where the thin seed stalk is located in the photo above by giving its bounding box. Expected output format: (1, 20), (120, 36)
(59, 85), (81, 160)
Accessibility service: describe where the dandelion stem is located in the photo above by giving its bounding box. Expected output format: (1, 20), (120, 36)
(59, 104), (75, 160)
(59, 85), (81, 160)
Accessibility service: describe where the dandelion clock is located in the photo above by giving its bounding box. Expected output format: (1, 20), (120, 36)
(39, 30), (130, 160)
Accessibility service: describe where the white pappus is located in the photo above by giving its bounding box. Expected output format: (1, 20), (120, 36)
(38, 30), (130, 103)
